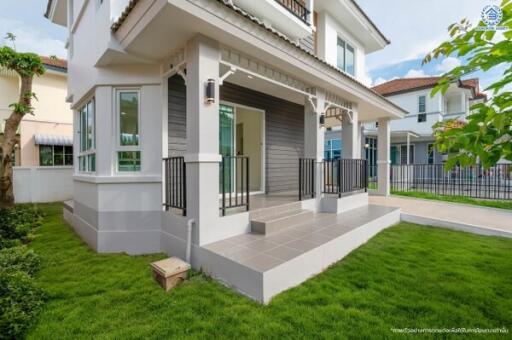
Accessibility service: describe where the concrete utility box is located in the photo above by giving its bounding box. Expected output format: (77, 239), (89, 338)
(151, 257), (191, 291)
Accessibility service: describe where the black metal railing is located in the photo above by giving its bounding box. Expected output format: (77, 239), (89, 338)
(275, 0), (310, 24)
(323, 159), (368, 197)
(163, 157), (186, 215)
(220, 156), (250, 216)
(299, 158), (315, 201)
(391, 163), (512, 200)
(368, 164), (378, 190)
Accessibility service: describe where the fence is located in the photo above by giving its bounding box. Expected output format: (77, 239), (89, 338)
(220, 156), (250, 216)
(163, 157), (187, 215)
(13, 166), (73, 203)
(323, 159), (368, 197)
(390, 163), (512, 200)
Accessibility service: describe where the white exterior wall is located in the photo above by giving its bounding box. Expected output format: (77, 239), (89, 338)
(384, 89), (443, 136)
(13, 166), (73, 203)
(316, 11), (366, 83)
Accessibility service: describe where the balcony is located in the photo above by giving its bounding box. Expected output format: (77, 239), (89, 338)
(275, 0), (310, 24)
(233, 0), (313, 39)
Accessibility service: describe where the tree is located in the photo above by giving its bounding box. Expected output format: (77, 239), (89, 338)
(423, 0), (512, 169)
(0, 34), (45, 206)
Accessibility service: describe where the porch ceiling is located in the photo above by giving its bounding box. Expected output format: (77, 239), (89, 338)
(113, 0), (406, 120)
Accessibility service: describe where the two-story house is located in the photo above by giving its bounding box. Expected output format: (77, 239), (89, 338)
(325, 77), (486, 172)
(45, 0), (406, 303)
(1, 57), (72, 167)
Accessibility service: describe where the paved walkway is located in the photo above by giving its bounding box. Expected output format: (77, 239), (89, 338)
(370, 195), (512, 237)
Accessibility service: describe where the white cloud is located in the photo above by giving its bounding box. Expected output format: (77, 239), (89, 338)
(373, 76), (398, 86)
(404, 69), (428, 78)
(358, 0), (483, 70)
(0, 18), (66, 58)
(435, 57), (462, 73)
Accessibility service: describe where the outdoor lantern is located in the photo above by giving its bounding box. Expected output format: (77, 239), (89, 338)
(206, 79), (215, 104)
(319, 114), (326, 127)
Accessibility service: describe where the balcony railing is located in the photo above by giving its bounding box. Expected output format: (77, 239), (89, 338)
(275, 0), (310, 24)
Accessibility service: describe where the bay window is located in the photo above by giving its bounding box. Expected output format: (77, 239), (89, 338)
(117, 89), (141, 172)
(78, 98), (95, 172)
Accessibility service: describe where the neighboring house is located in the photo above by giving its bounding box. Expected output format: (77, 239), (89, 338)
(0, 57), (72, 167)
(325, 77), (487, 168)
(46, 0), (406, 302)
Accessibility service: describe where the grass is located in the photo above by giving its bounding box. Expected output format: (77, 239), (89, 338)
(27, 204), (512, 339)
(392, 190), (512, 210)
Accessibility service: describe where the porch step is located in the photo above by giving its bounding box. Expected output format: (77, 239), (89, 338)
(251, 209), (314, 235)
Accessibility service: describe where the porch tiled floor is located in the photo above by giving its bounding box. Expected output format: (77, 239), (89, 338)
(249, 191), (299, 210)
(204, 204), (398, 273)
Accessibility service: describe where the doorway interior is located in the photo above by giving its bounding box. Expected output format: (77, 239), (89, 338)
(219, 102), (265, 194)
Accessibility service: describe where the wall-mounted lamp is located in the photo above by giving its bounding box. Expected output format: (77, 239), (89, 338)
(319, 114), (326, 127)
(205, 79), (215, 104)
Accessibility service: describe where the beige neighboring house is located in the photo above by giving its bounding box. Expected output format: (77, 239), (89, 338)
(0, 56), (72, 167)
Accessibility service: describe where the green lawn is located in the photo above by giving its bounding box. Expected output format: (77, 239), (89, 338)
(392, 190), (512, 211)
(27, 204), (512, 339)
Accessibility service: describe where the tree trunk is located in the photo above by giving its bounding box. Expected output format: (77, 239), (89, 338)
(0, 75), (32, 206)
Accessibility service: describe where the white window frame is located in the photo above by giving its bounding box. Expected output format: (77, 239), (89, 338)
(78, 98), (96, 173)
(397, 144), (415, 165)
(336, 36), (356, 77)
(115, 88), (142, 173)
(418, 95), (426, 113)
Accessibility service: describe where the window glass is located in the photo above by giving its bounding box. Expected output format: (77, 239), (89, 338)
(54, 145), (64, 165)
(331, 139), (341, 150)
(80, 107), (87, 152)
(337, 38), (345, 71)
(345, 44), (355, 76)
(119, 92), (139, 146)
(418, 96), (426, 113)
(86, 100), (95, 149)
(39, 145), (53, 166)
(428, 144), (435, 164)
(418, 113), (427, 123)
(78, 98), (95, 172)
(118, 151), (140, 172)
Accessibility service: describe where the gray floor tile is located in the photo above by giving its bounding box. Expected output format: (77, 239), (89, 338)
(264, 246), (304, 261)
(285, 238), (318, 253)
(241, 254), (283, 272)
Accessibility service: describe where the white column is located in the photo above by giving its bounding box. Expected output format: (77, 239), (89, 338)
(304, 89), (325, 203)
(341, 108), (360, 159)
(377, 117), (390, 196)
(185, 35), (221, 245)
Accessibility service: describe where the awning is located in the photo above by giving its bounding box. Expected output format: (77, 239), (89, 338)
(34, 134), (73, 146)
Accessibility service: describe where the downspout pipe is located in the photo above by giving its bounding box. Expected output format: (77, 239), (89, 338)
(186, 219), (195, 264)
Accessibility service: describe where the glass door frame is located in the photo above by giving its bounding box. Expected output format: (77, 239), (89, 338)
(219, 101), (266, 194)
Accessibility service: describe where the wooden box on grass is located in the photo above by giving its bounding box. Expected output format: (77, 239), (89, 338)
(151, 257), (191, 291)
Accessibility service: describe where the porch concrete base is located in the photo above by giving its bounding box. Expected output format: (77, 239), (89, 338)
(320, 192), (368, 214)
(201, 205), (400, 303)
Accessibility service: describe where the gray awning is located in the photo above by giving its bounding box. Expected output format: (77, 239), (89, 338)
(34, 134), (73, 146)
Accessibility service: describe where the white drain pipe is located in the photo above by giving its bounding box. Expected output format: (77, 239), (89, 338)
(186, 219), (195, 264)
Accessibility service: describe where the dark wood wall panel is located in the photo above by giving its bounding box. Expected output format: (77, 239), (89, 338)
(167, 77), (305, 193)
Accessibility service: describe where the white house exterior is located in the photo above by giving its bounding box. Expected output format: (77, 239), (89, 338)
(368, 77), (486, 166)
(46, 0), (406, 302)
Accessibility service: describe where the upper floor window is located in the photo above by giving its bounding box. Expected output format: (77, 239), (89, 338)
(117, 89), (141, 172)
(78, 98), (96, 172)
(418, 95), (426, 113)
(337, 37), (355, 77)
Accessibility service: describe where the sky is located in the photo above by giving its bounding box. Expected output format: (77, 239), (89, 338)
(0, 0), (503, 93)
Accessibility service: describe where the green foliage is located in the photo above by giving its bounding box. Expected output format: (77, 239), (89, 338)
(391, 190), (512, 210)
(0, 269), (45, 340)
(0, 246), (41, 276)
(0, 46), (45, 78)
(23, 204), (512, 338)
(0, 205), (44, 339)
(0, 205), (41, 249)
(424, 0), (512, 169)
